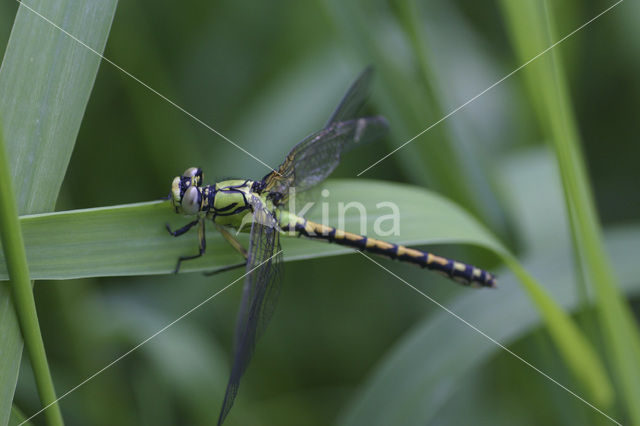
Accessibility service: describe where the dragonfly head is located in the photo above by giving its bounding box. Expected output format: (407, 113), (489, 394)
(171, 167), (204, 215)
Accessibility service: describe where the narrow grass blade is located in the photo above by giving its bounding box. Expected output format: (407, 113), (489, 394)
(498, 1), (640, 421)
(0, 125), (63, 425)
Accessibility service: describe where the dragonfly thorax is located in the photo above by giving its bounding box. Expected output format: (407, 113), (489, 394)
(210, 179), (257, 228)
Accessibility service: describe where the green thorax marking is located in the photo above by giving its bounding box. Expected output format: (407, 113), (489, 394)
(207, 179), (253, 228)
(180, 177), (300, 231)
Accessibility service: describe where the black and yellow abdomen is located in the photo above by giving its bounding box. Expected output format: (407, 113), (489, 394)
(281, 215), (496, 288)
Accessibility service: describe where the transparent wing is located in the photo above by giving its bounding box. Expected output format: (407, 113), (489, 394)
(260, 67), (388, 204)
(262, 116), (389, 203)
(217, 201), (282, 425)
(326, 66), (373, 125)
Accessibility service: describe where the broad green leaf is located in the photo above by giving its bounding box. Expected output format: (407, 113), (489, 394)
(0, 0), (118, 423)
(0, 180), (504, 280)
(339, 225), (640, 426)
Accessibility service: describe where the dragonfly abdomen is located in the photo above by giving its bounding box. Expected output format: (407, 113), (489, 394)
(284, 218), (496, 288)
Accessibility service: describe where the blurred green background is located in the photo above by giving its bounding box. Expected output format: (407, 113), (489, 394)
(2, 0), (640, 425)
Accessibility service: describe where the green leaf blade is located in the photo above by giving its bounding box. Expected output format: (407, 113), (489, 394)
(0, 179), (504, 280)
(1, 0), (118, 215)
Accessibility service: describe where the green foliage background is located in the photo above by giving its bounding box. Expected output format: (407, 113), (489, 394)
(1, 0), (639, 425)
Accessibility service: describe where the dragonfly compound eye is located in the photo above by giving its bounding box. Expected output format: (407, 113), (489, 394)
(181, 186), (201, 215)
(183, 167), (203, 187)
(171, 176), (182, 206)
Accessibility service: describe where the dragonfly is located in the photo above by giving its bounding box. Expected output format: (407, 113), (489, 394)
(166, 67), (496, 425)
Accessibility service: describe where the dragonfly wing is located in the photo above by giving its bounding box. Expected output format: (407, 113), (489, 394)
(218, 202), (283, 425)
(259, 67), (388, 204)
(326, 66), (373, 125)
(262, 116), (389, 201)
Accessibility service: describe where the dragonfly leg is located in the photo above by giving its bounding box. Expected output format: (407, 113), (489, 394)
(215, 224), (248, 259)
(173, 218), (206, 274)
(166, 219), (199, 237)
(201, 224), (249, 276)
(202, 261), (247, 276)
